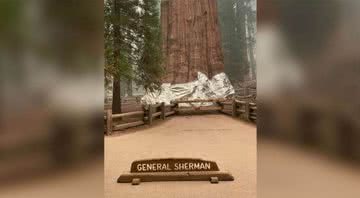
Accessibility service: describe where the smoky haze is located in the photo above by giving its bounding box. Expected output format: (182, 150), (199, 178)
(217, 0), (257, 83)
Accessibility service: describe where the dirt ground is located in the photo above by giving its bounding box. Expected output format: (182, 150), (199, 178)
(258, 139), (360, 198)
(105, 114), (257, 198)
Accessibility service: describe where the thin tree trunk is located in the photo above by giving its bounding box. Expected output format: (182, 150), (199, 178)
(112, 77), (122, 114)
(249, 43), (256, 80)
(127, 79), (133, 96)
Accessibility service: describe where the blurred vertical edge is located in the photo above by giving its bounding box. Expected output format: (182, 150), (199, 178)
(258, 0), (360, 198)
(0, 0), (104, 197)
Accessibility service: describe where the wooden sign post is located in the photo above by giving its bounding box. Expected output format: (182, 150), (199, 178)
(117, 158), (234, 185)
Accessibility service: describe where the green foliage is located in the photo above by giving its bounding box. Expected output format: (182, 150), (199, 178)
(0, 0), (22, 32)
(104, 0), (163, 92)
(104, 0), (138, 80)
(136, 0), (164, 92)
(0, 0), (23, 41)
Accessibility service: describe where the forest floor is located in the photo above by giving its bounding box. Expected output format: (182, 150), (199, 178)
(104, 114), (257, 198)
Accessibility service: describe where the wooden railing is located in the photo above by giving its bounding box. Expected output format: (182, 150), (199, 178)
(235, 87), (256, 98)
(173, 99), (225, 113)
(104, 99), (256, 135)
(219, 100), (257, 122)
(104, 102), (178, 135)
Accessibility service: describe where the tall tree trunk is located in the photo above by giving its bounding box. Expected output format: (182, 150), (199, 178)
(112, 0), (122, 114)
(235, 1), (250, 82)
(249, 41), (256, 80)
(161, 0), (224, 84)
(245, 1), (256, 81)
(112, 77), (121, 114)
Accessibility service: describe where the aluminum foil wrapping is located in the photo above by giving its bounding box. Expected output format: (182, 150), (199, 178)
(141, 72), (234, 107)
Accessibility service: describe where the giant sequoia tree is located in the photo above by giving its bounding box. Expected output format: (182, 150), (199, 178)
(161, 0), (225, 84)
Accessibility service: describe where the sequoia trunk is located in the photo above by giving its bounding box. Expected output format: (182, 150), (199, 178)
(161, 0), (224, 84)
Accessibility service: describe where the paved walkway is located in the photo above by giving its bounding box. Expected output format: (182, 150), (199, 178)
(105, 114), (256, 198)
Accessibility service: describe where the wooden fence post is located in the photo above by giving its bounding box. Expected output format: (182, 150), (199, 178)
(232, 100), (237, 117)
(148, 105), (153, 125)
(216, 101), (223, 113)
(160, 102), (166, 120)
(244, 102), (250, 121)
(173, 103), (179, 115)
(106, 109), (112, 135)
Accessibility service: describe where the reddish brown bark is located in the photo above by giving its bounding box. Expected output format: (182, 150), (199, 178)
(161, 0), (224, 84)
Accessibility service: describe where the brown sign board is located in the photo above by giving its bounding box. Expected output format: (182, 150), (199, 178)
(118, 158), (234, 184)
(130, 158), (220, 173)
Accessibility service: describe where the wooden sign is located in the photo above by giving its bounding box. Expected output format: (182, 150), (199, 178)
(131, 158), (219, 173)
(118, 158), (234, 185)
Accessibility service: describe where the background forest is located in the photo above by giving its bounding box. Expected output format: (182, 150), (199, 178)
(218, 0), (256, 83)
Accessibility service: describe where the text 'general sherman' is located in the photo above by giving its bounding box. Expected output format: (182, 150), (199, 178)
(130, 158), (220, 173)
